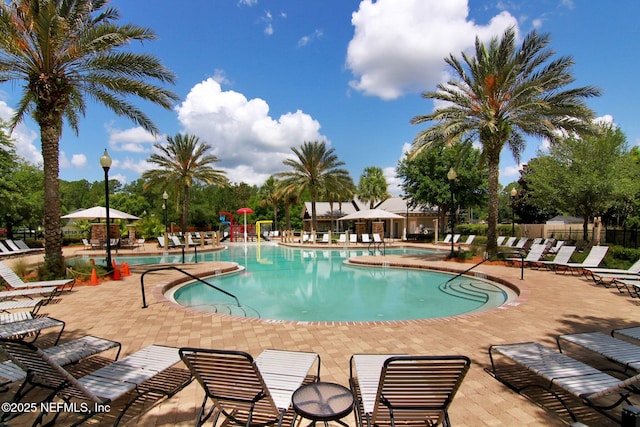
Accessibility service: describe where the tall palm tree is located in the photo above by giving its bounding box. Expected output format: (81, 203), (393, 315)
(357, 166), (390, 209)
(275, 180), (300, 231)
(0, 0), (178, 276)
(411, 27), (600, 254)
(258, 176), (279, 230)
(143, 134), (228, 234)
(277, 141), (351, 231)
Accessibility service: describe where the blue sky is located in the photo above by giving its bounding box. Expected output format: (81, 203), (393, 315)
(1, 0), (639, 195)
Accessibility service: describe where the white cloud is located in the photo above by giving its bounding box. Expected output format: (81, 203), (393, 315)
(501, 163), (524, 179)
(175, 78), (329, 185)
(0, 100), (41, 164)
(71, 154), (87, 168)
(298, 29), (324, 47)
(107, 126), (162, 153)
(346, 0), (518, 99)
(383, 166), (402, 196)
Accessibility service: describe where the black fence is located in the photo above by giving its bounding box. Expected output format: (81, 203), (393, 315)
(604, 228), (640, 249)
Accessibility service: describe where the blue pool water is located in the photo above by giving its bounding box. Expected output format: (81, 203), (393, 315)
(129, 245), (515, 322)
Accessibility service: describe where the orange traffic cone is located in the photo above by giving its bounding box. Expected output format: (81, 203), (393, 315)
(90, 268), (99, 285)
(111, 261), (122, 280)
(121, 262), (130, 277)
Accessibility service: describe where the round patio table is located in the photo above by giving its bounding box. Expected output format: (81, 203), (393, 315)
(291, 382), (354, 426)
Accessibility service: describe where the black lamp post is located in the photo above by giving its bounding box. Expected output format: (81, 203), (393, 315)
(100, 149), (112, 272)
(510, 187), (517, 237)
(447, 167), (457, 258)
(162, 191), (168, 231)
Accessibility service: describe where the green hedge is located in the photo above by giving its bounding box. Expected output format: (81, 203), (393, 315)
(454, 224), (518, 236)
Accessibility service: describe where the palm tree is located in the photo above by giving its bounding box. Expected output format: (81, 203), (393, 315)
(143, 134), (228, 234)
(411, 27), (600, 254)
(258, 176), (279, 230)
(0, 0), (178, 276)
(277, 141), (351, 231)
(357, 166), (390, 209)
(275, 180), (300, 231)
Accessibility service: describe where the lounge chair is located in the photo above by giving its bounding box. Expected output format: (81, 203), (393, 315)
(361, 234), (371, 244)
(1, 240), (30, 255)
(321, 233), (330, 244)
(503, 237), (517, 247)
(0, 340), (192, 426)
(81, 238), (92, 250)
(496, 236), (506, 246)
(534, 245), (576, 270)
(554, 245), (609, 274)
(611, 278), (640, 298)
(11, 240), (41, 253)
(489, 341), (640, 423)
(186, 233), (199, 247)
(1, 335), (121, 393)
(546, 240), (565, 255)
(584, 258), (640, 285)
(171, 235), (185, 247)
(349, 354), (470, 427)
(557, 331), (640, 374)
(0, 260), (75, 292)
(461, 235), (476, 245)
(338, 234), (347, 244)
(179, 347), (320, 427)
(613, 326), (640, 343)
(441, 234), (452, 244)
(452, 234), (461, 243)
(0, 286), (58, 304)
(0, 316), (65, 344)
(349, 233), (358, 245)
(506, 244), (546, 266)
(0, 299), (43, 315)
(513, 237), (529, 250)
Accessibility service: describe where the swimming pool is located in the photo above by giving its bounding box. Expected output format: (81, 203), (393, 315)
(153, 245), (516, 322)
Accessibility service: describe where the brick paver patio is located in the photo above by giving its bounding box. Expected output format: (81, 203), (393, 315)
(2, 241), (639, 426)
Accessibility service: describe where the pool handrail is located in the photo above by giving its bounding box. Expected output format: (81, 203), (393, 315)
(443, 251), (525, 286)
(141, 266), (240, 309)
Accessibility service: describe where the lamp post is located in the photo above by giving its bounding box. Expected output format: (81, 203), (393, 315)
(162, 191), (169, 252)
(510, 187), (517, 237)
(100, 149), (112, 272)
(447, 167), (457, 258)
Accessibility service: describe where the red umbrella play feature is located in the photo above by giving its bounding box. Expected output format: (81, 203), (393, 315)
(237, 208), (254, 242)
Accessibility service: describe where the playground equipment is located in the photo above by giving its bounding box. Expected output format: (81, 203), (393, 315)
(256, 220), (273, 243)
(237, 207), (254, 242)
(219, 211), (234, 242)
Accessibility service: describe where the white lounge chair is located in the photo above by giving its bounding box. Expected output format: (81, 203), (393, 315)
(321, 233), (330, 243)
(0, 260), (75, 292)
(338, 234), (347, 244)
(461, 235), (476, 245)
(613, 326), (640, 343)
(503, 237), (517, 247)
(0, 341), (192, 425)
(361, 234), (371, 244)
(506, 244), (546, 266)
(442, 234), (452, 244)
(535, 245), (576, 270)
(496, 236), (506, 246)
(179, 347), (320, 427)
(0, 315), (65, 343)
(557, 331), (640, 373)
(554, 245), (609, 274)
(584, 258), (640, 286)
(489, 341), (640, 423)
(452, 234), (461, 243)
(349, 233), (358, 245)
(1, 335), (120, 391)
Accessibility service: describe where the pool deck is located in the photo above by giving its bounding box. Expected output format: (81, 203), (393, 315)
(3, 240), (640, 426)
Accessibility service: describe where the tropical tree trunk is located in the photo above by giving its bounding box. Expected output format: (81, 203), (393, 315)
(284, 202), (291, 230)
(40, 116), (65, 277)
(486, 150), (501, 255)
(310, 189), (318, 231)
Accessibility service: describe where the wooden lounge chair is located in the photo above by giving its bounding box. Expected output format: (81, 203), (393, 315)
(489, 341), (640, 423)
(179, 348), (320, 427)
(0, 340), (192, 426)
(349, 354), (471, 427)
(0, 260), (75, 292)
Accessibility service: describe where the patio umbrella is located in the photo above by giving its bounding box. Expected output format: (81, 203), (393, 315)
(338, 208), (404, 221)
(61, 206), (140, 221)
(237, 207), (254, 242)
